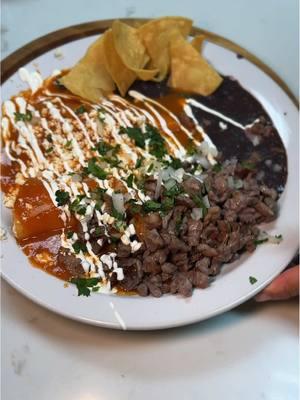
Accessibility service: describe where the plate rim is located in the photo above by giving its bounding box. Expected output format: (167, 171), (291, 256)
(1, 19), (298, 330)
(1, 18), (298, 107)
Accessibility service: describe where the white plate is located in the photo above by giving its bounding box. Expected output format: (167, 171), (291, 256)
(1, 30), (299, 330)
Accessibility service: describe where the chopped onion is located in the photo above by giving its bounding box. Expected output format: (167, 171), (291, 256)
(164, 178), (176, 190)
(196, 156), (210, 169)
(112, 193), (125, 214)
(154, 170), (162, 199)
(203, 195), (210, 209)
(227, 176), (235, 189)
(234, 179), (244, 189)
(191, 208), (203, 220)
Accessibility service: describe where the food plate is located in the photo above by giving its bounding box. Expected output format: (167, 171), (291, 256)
(1, 19), (298, 330)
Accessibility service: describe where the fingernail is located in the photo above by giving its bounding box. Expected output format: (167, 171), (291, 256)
(255, 292), (272, 302)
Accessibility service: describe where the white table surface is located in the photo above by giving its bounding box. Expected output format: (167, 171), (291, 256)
(1, 1), (299, 399)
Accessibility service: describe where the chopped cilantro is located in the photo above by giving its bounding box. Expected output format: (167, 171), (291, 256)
(111, 206), (124, 221)
(143, 200), (161, 212)
(72, 240), (87, 254)
(95, 142), (120, 167)
(93, 226), (103, 237)
(87, 158), (108, 180)
(186, 140), (197, 156)
(192, 194), (208, 217)
(46, 134), (53, 143)
(275, 234), (283, 240)
(167, 156), (183, 169)
(161, 197), (174, 212)
(212, 163), (222, 172)
(164, 183), (181, 198)
(69, 196), (87, 215)
(66, 231), (74, 239)
(135, 157), (144, 168)
(14, 111), (32, 122)
(249, 276), (258, 285)
(75, 105), (86, 115)
(254, 238), (269, 245)
(147, 163), (154, 173)
(45, 146), (54, 154)
(64, 140), (73, 149)
(145, 124), (167, 159)
(120, 126), (146, 149)
(114, 220), (126, 231)
(126, 174), (134, 188)
(92, 286), (100, 292)
(55, 190), (70, 206)
(70, 277), (99, 297)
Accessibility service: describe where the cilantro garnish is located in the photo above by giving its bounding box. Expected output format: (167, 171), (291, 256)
(254, 238), (269, 246)
(120, 125), (167, 159)
(120, 126), (146, 149)
(275, 234), (283, 240)
(249, 276), (258, 285)
(93, 226), (103, 237)
(46, 134), (53, 143)
(55, 190), (70, 206)
(86, 158), (108, 180)
(14, 111), (32, 122)
(147, 163), (154, 173)
(126, 174), (134, 188)
(94, 142), (120, 167)
(69, 195), (87, 215)
(166, 156), (183, 169)
(95, 141), (114, 156)
(45, 146), (54, 154)
(65, 140), (73, 149)
(212, 163), (222, 172)
(145, 124), (167, 159)
(111, 205), (124, 221)
(135, 157), (144, 168)
(192, 194), (208, 217)
(72, 240), (87, 254)
(186, 140), (197, 156)
(70, 277), (99, 297)
(75, 105), (86, 115)
(143, 200), (162, 212)
(66, 231), (74, 239)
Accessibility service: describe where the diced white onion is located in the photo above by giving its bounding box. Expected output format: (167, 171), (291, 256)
(112, 193), (125, 214)
(191, 208), (203, 220)
(164, 179), (177, 190)
(203, 195), (210, 209)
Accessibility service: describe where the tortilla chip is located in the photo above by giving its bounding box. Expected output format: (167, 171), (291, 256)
(168, 35), (223, 96)
(138, 17), (193, 81)
(191, 34), (206, 52)
(61, 36), (115, 103)
(102, 29), (136, 97)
